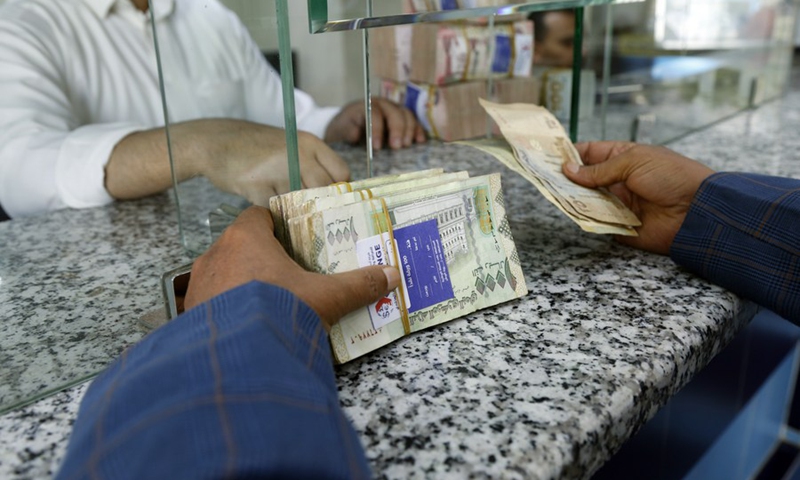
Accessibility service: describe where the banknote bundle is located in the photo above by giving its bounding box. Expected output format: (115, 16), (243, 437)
(460, 99), (641, 236)
(269, 170), (528, 363)
(380, 77), (539, 141)
(371, 21), (533, 85)
(404, 0), (529, 12)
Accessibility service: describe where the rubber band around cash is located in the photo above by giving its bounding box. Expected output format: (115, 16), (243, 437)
(425, 84), (441, 140)
(333, 182), (353, 194)
(368, 197), (411, 335)
(460, 25), (471, 82)
(357, 189), (374, 201)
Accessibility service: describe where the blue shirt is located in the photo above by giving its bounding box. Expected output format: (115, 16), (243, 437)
(671, 172), (800, 323)
(56, 281), (371, 480)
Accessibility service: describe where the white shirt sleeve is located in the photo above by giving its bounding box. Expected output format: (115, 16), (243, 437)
(0, 14), (143, 218)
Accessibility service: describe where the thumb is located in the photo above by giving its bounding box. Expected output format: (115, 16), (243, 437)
(310, 266), (401, 327)
(562, 156), (633, 189)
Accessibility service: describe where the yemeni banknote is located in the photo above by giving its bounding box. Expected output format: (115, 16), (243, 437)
(295, 171), (471, 218)
(462, 99), (640, 235)
(288, 173), (527, 363)
(269, 168), (445, 251)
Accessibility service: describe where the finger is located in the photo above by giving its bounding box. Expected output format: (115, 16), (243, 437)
(297, 134), (349, 186)
(310, 141), (350, 184)
(311, 266), (401, 326)
(562, 151), (638, 189)
(415, 123), (427, 144)
(574, 141), (635, 166)
(401, 107), (416, 147)
(300, 159), (335, 189)
(371, 102), (385, 150)
(374, 99), (405, 150)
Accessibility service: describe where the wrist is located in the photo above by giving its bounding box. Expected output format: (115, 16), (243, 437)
(172, 119), (244, 179)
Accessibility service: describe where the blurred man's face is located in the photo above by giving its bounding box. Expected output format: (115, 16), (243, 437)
(534, 11), (577, 68)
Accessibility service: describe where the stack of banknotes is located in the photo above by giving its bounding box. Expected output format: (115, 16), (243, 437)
(269, 169), (529, 363)
(380, 77), (539, 141)
(460, 99), (641, 235)
(404, 0), (530, 12)
(371, 21), (533, 85)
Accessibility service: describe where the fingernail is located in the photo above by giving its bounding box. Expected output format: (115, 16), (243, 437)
(565, 163), (580, 175)
(383, 267), (400, 291)
(404, 136), (413, 146)
(391, 138), (402, 149)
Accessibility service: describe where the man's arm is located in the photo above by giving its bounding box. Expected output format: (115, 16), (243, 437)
(0, 13), (139, 218)
(55, 281), (372, 480)
(671, 173), (800, 322)
(563, 142), (799, 323)
(56, 207), (401, 479)
(105, 119), (349, 207)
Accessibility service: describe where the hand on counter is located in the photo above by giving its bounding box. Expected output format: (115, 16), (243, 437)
(57, 205), (400, 479)
(325, 97), (427, 151)
(106, 119), (350, 208)
(563, 140), (799, 322)
(185, 206), (400, 331)
(562, 141), (715, 255)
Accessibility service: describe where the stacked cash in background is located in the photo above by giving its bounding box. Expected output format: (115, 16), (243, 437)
(460, 99), (641, 235)
(394, 1), (601, 126)
(380, 77), (539, 141)
(269, 169), (528, 364)
(404, 0), (529, 12)
(371, 11), (538, 141)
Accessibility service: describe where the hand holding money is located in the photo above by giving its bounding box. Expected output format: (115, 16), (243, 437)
(564, 141), (715, 254)
(270, 169), (528, 363)
(185, 206), (401, 331)
(460, 100), (642, 236)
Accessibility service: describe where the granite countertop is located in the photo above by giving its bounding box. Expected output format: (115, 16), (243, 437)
(2, 86), (799, 479)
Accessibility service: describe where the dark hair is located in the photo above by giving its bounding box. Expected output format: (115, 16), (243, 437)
(529, 9), (575, 43)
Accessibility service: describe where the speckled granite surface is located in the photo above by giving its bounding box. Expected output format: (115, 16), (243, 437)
(2, 86), (799, 479)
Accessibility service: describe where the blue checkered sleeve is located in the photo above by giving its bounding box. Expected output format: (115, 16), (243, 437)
(671, 172), (800, 323)
(56, 281), (371, 480)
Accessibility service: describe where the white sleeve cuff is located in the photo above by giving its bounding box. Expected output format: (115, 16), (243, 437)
(55, 123), (144, 209)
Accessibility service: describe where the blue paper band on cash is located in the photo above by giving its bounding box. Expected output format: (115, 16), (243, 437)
(355, 197), (459, 336)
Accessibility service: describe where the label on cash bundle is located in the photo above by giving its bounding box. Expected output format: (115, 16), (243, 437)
(513, 33), (533, 77)
(355, 219), (456, 329)
(492, 34), (512, 74)
(393, 219), (455, 313)
(405, 83), (433, 135)
(356, 233), (403, 330)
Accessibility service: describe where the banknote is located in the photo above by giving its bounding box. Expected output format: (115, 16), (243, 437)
(287, 171), (471, 269)
(372, 20), (533, 86)
(380, 77), (539, 142)
(472, 99), (641, 234)
(269, 168), (445, 251)
(457, 138), (637, 235)
(296, 171), (471, 218)
(288, 173), (527, 363)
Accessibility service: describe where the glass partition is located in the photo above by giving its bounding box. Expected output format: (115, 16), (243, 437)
(167, 0), (754, 258)
(579, 0), (799, 143)
(307, 0), (644, 146)
(151, 0), (306, 256)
